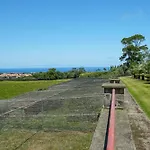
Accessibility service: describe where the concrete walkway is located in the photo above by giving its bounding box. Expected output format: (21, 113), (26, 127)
(90, 109), (109, 150)
(90, 108), (136, 150)
(125, 89), (150, 150)
(90, 87), (150, 149)
(115, 109), (136, 150)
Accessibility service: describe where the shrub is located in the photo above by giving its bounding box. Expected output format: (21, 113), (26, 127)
(145, 74), (150, 81)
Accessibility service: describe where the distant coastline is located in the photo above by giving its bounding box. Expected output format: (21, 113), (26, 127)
(0, 67), (109, 73)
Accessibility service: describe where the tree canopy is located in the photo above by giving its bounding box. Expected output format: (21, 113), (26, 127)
(32, 68), (86, 80)
(120, 34), (148, 69)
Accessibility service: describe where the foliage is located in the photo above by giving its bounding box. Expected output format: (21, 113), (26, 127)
(80, 71), (110, 78)
(144, 50), (150, 74)
(145, 74), (150, 81)
(33, 68), (86, 80)
(80, 65), (131, 78)
(120, 34), (148, 69)
(108, 65), (131, 77)
(108, 34), (150, 77)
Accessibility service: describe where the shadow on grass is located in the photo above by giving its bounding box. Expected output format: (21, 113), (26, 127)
(143, 82), (150, 84)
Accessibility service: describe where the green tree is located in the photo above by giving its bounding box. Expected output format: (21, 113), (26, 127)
(103, 68), (107, 71)
(78, 67), (86, 74)
(96, 68), (101, 72)
(146, 61), (150, 74)
(47, 68), (57, 80)
(120, 34), (148, 69)
(138, 48), (150, 74)
(145, 50), (150, 73)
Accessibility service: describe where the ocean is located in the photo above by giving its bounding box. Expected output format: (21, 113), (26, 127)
(0, 67), (109, 73)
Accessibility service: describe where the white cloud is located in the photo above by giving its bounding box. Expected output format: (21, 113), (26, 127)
(121, 9), (146, 20)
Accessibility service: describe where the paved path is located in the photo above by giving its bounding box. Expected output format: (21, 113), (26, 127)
(115, 109), (136, 150)
(90, 108), (136, 150)
(125, 89), (150, 150)
(90, 85), (150, 150)
(90, 85), (140, 150)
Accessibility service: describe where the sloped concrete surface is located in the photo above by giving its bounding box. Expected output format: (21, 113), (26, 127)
(90, 109), (109, 150)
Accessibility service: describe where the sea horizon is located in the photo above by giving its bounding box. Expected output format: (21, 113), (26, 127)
(0, 67), (109, 73)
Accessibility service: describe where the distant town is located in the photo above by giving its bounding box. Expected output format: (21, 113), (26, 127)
(0, 73), (32, 79)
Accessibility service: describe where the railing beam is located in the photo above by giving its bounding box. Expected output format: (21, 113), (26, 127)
(106, 88), (115, 150)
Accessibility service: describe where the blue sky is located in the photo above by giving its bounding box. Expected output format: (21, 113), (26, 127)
(0, 0), (150, 68)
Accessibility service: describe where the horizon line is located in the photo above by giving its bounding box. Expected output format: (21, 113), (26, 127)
(0, 66), (110, 69)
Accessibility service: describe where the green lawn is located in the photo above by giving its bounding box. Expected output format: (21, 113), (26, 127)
(121, 77), (150, 118)
(0, 80), (69, 100)
(0, 129), (92, 150)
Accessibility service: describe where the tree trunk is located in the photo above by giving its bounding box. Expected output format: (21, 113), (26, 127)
(142, 75), (144, 80)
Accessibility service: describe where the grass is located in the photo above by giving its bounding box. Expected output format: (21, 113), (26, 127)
(0, 129), (92, 150)
(0, 130), (33, 150)
(0, 78), (100, 149)
(121, 77), (150, 118)
(2, 115), (97, 132)
(0, 80), (70, 100)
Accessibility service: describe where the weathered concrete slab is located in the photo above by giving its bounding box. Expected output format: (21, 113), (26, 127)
(102, 83), (125, 94)
(102, 83), (125, 108)
(102, 83), (125, 89)
(124, 89), (150, 150)
(116, 109), (136, 150)
(90, 109), (136, 150)
(90, 109), (109, 150)
(109, 79), (120, 83)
